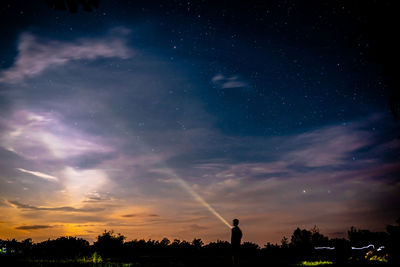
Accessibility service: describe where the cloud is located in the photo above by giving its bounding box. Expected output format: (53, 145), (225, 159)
(0, 28), (132, 84)
(121, 214), (138, 218)
(121, 213), (160, 218)
(0, 109), (112, 161)
(8, 200), (104, 212)
(16, 168), (58, 182)
(15, 225), (53, 230)
(62, 167), (109, 203)
(83, 191), (112, 202)
(212, 74), (247, 89)
(282, 124), (372, 167)
(160, 116), (399, 240)
(0, 108), (113, 207)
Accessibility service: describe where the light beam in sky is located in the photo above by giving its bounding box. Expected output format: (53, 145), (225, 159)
(132, 132), (233, 229)
(158, 168), (232, 229)
(174, 176), (232, 229)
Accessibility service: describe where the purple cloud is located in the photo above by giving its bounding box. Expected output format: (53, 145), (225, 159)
(0, 28), (132, 84)
(16, 168), (58, 182)
(212, 74), (248, 89)
(282, 124), (373, 167)
(0, 109), (113, 161)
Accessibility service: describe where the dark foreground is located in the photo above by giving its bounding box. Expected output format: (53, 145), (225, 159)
(2, 224), (398, 266)
(0, 255), (396, 267)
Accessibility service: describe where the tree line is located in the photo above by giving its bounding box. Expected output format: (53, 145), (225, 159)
(1, 219), (399, 266)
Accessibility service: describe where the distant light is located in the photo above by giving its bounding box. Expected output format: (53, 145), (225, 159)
(377, 246), (385, 251)
(352, 244), (374, 250)
(315, 244), (382, 251)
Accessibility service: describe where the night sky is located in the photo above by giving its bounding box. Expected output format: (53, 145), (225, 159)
(0, 0), (399, 245)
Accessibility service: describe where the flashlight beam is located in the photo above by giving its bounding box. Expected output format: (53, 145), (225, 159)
(174, 177), (232, 229)
(137, 138), (232, 229)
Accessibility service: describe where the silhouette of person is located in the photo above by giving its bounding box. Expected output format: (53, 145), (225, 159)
(231, 218), (242, 266)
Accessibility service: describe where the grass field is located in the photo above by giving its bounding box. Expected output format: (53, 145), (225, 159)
(1, 256), (396, 267)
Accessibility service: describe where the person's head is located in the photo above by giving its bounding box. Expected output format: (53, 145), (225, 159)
(233, 218), (239, 226)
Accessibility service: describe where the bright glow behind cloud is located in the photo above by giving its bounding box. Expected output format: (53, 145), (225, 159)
(0, 109), (114, 207)
(0, 110), (112, 160)
(61, 167), (109, 204)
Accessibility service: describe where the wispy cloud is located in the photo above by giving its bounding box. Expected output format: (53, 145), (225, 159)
(282, 124), (372, 167)
(8, 200), (104, 212)
(0, 27), (132, 84)
(16, 168), (58, 182)
(121, 213), (160, 218)
(83, 191), (112, 203)
(212, 74), (247, 89)
(15, 225), (53, 230)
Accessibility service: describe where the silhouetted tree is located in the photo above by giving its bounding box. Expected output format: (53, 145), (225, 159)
(290, 226), (329, 260)
(241, 241), (260, 256)
(387, 218), (400, 264)
(263, 241), (287, 263)
(280, 236), (289, 249)
(192, 238), (203, 250)
(348, 226), (388, 247)
(290, 227), (313, 258)
(4, 222), (400, 266)
(329, 238), (351, 264)
(160, 237), (170, 247)
(203, 240), (231, 257)
(94, 230), (125, 259)
(33, 236), (90, 259)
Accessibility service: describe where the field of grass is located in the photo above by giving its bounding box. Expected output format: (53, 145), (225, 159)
(1, 256), (397, 267)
